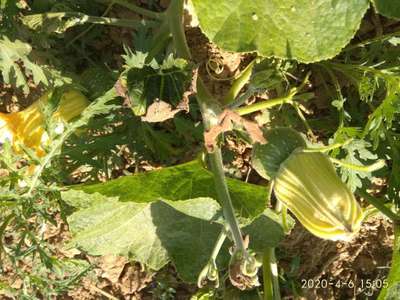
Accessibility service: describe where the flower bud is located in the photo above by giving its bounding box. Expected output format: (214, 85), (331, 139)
(273, 150), (363, 241)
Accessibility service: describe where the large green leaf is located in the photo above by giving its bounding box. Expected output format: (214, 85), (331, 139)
(191, 0), (369, 62)
(64, 161), (292, 282)
(67, 195), (222, 281)
(373, 0), (400, 19)
(75, 160), (266, 219)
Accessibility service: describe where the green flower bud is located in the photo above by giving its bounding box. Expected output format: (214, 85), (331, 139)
(273, 150), (363, 241)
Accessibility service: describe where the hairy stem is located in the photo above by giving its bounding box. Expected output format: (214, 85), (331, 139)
(167, 0), (191, 60)
(263, 251), (274, 300)
(208, 150), (246, 251)
(330, 158), (386, 172)
(263, 248), (281, 300)
(168, 0), (246, 251)
(302, 139), (353, 153)
(234, 94), (295, 116)
(234, 72), (310, 116)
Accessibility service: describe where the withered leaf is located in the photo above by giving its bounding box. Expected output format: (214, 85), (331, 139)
(114, 78), (132, 107)
(204, 110), (266, 152)
(141, 99), (182, 123)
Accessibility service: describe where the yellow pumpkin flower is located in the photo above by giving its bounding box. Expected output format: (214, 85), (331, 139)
(274, 150), (363, 241)
(0, 90), (89, 156)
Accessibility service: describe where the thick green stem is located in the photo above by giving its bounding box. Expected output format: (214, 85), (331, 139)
(234, 72), (310, 116)
(168, 0), (246, 252)
(197, 228), (227, 288)
(263, 251), (274, 300)
(208, 150), (246, 251)
(263, 248), (281, 300)
(167, 0), (191, 60)
(211, 228), (228, 260)
(67, 1), (116, 47)
(77, 14), (149, 28)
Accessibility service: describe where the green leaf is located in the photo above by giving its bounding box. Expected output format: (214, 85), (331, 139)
(243, 209), (295, 252)
(67, 196), (222, 282)
(364, 77), (400, 148)
(192, 0), (369, 62)
(333, 131), (378, 193)
(334, 136), (378, 192)
(252, 128), (306, 180)
(0, 36), (48, 94)
(373, 0), (400, 19)
(122, 49), (192, 116)
(75, 160), (266, 219)
(64, 161), (289, 282)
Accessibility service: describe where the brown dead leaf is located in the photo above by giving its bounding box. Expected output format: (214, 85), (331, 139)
(0, 169), (9, 177)
(204, 109), (266, 152)
(97, 255), (128, 284)
(141, 99), (182, 123)
(119, 263), (153, 296)
(179, 67), (198, 111)
(114, 78), (132, 107)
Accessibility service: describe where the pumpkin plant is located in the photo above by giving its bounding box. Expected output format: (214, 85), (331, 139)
(1, 0), (400, 299)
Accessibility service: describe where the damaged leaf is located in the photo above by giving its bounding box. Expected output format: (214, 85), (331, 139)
(204, 110), (266, 152)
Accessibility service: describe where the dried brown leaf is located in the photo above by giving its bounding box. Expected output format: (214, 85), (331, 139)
(141, 99), (181, 123)
(114, 78), (132, 107)
(204, 109), (266, 152)
(97, 255), (128, 284)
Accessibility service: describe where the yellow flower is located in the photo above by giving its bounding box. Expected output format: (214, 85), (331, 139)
(0, 90), (89, 156)
(274, 150), (363, 241)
